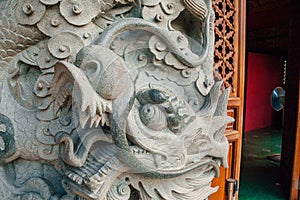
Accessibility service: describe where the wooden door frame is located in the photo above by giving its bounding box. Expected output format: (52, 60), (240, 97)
(210, 0), (246, 199)
(290, 82), (300, 199)
(290, 55), (300, 199)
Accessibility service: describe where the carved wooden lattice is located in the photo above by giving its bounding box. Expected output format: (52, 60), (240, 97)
(211, 0), (245, 199)
(213, 0), (236, 94)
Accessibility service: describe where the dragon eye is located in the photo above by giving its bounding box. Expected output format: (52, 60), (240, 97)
(139, 104), (167, 131)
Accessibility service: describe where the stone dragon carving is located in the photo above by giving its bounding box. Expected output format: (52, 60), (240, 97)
(0, 0), (233, 199)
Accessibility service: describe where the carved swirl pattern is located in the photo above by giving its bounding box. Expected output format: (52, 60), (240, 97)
(212, 0), (236, 94)
(0, 0), (233, 199)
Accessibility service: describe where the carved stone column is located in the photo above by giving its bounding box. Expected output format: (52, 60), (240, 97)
(0, 0), (232, 199)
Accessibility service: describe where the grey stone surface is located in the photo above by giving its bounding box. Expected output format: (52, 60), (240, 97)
(0, 0), (233, 199)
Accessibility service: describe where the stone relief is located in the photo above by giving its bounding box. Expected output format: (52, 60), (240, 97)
(0, 0), (233, 199)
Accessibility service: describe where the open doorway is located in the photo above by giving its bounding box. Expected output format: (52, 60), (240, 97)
(239, 0), (289, 199)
